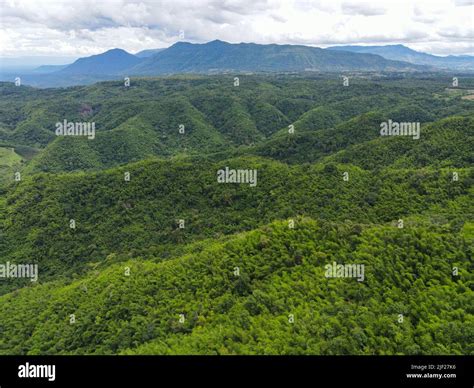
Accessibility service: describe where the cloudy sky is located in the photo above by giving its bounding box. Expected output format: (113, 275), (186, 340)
(0, 0), (473, 61)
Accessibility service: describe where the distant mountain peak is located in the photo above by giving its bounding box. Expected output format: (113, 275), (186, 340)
(208, 39), (228, 45)
(58, 47), (142, 75)
(171, 41), (193, 46)
(104, 48), (128, 53)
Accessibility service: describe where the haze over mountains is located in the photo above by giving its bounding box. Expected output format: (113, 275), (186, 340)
(328, 44), (474, 71)
(1, 40), (473, 88)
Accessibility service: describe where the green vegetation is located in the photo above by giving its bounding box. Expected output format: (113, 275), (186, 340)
(0, 146), (23, 186)
(1, 74), (472, 174)
(0, 74), (472, 355)
(0, 218), (471, 355)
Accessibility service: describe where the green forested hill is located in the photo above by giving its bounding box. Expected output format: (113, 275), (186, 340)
(0, 74), (472, 355)
(1, 74), (473, 174)
(2, 156), (472, 292)
(324, 116), (474, 170)
(0, 219), (471, 355)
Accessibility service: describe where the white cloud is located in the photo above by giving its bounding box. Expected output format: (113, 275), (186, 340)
(341, 1), (388, 16)
(0, 0), (472, 57)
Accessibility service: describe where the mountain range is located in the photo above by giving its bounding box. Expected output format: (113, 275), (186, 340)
(4, 40), (474, 88)
(128, 40), (421, 74)
(328, 44), (474, 71)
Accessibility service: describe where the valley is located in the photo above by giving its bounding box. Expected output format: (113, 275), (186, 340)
(0, 73), (472, 355)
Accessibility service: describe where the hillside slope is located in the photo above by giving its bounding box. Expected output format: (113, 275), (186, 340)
(0, 218), (471, 355)
(1, 153), (472, 294)
(58, 49), (142, 75)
